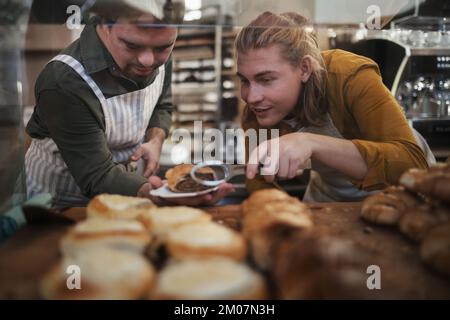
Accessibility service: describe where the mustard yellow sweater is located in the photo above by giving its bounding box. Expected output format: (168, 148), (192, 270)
(243, 49), (428, 193)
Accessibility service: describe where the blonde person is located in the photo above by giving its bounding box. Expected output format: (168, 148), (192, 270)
(237, 12), (432, 202)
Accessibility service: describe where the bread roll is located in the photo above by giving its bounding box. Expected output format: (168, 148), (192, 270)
(166, 222), (247, 261)
(152, 258), (267, 300)
(360, 186), (420, 225)
(420, 222), (450, 277)
(87, 194), (155, 228)
(139, 206), (212, 241)
(60, 219), (151, 255)
(40, 248), (155, 300)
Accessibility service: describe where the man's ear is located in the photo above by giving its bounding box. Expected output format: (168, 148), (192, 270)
(299, 55), (313, 83)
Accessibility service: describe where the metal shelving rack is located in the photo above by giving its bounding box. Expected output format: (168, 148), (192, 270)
(161, 5), (238, 167)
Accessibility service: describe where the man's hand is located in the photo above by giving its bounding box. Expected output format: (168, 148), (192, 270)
(131, 128), (166, 177)
(137, 176), (164, 198)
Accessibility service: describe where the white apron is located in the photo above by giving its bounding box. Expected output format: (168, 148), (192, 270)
(25, 54), (165, 207)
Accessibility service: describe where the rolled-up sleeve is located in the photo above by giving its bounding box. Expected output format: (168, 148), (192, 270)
(345, 66), (428, 190)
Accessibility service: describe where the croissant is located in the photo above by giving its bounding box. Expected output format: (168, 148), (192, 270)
(399, 163), (450, 204)
(360, 186), (420, 225)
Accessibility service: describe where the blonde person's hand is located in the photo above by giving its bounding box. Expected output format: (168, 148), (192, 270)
(246, 132), (313, 183)
(131, 139), (163, 178)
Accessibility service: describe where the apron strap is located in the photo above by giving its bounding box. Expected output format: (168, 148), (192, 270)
(50, 54), (107, 103)
(49, 54), (111, 137)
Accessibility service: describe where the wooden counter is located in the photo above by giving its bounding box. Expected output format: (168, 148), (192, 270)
(0, 203), (449, 299)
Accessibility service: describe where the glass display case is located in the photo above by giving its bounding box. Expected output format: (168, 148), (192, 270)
(0, 0), (32, 215)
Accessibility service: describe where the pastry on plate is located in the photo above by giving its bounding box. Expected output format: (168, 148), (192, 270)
(166, 164), (215, 193)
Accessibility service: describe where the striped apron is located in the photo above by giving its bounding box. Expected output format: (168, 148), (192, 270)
(25, 54), (165, 207)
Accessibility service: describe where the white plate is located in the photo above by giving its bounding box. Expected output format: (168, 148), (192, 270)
(150, 182), (219, 199)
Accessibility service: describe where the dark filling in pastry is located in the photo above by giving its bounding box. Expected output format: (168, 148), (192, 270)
(175, 173), (215, 192)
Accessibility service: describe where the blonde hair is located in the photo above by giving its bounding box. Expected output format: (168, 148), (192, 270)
(236, 11), (328, 128)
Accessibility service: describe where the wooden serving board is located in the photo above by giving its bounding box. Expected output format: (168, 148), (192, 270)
(0, 203), (449, 299)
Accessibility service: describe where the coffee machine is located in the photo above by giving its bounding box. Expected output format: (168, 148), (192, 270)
(351, 16), (450, 161)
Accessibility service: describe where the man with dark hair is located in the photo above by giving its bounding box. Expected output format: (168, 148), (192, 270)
(26, 0), (178, 207)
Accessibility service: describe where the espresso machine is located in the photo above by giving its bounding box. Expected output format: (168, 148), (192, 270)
(351, 16), (450, 161)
